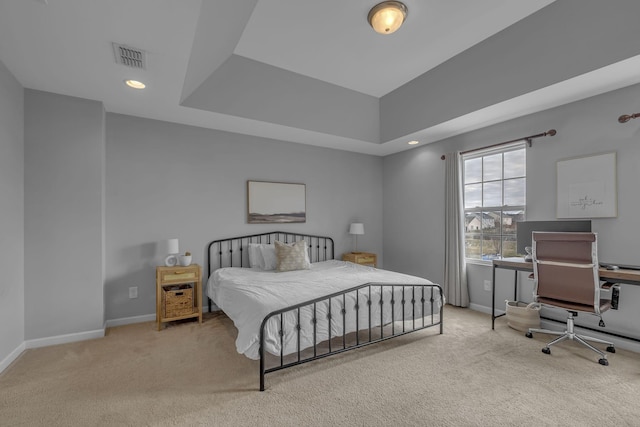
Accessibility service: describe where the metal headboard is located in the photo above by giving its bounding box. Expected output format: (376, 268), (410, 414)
(207, 231), (335, 278)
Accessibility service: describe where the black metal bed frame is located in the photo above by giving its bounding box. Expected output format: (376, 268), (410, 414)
(206, 231), (443, 391)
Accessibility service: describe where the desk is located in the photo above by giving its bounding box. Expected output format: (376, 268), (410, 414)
(491, 258), (640, 330)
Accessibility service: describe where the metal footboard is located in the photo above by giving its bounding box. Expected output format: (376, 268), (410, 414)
(259, 282), (443, 391)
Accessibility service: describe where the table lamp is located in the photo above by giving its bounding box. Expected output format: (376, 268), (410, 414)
(164, 238), (179, 266)
(349, 223), (364, 253)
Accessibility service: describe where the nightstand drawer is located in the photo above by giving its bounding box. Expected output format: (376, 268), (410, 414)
(342, 252), (377, 267)
(160, 269), (197, 284)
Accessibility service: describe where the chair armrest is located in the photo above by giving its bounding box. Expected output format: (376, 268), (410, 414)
(600, 284), (621, 310)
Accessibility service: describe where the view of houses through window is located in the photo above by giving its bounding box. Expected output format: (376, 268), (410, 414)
(463, 144), (526, 261)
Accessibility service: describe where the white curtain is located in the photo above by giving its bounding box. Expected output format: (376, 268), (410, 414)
(444, 152), (469, 307)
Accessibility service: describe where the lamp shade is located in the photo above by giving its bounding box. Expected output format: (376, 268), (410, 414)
(368, 1), (408, 34)
(349, 223), (364, 235)
(166, 238), (179, 254)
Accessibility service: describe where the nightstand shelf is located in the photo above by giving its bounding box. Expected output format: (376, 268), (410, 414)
(342, 252), (377, 267)
(156, 264), (202, 330)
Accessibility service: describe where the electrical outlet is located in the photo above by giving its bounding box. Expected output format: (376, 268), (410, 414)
(129, 286), (138, 299)
(483, 280), (492, 291)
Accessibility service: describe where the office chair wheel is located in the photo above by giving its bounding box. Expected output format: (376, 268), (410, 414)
(542, 347), (551, 355)
(599, 358), (609, 366)
(525, 332), (533, 338)
(606, 346), (616, 353)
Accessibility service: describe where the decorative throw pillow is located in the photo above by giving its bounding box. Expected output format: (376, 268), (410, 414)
(259, 244), (278, 271)
(275, 240), (311, 272)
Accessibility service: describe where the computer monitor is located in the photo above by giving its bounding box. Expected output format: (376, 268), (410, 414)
(516, 220), (592, 256)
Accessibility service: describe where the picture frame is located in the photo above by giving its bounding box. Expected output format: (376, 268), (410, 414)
(556, 151), (617, 218)
(247, 181), (306, 224)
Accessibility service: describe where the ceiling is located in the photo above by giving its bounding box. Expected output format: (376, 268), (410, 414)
(1, 0), (640, 155)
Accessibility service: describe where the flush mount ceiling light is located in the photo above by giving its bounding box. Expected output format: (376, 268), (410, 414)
(124, 79), (146, 89)
(368, 1), (408, 34)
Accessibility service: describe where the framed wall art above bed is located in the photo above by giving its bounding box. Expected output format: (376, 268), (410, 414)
(247, 180), (306, 224)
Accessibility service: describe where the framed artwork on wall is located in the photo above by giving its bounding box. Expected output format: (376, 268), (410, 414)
(247, 181), (306, 224)
(556, 151), (617, 218)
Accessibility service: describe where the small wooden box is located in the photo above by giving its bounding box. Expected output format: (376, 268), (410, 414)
(163, 285), (194, 318)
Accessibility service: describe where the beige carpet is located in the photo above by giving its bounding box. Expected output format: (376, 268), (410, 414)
(1, 306), (639, 426)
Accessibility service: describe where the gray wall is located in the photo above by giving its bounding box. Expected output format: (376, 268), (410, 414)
(383, 82), (640, 340)
(8, 76), (640, 349)
(183, 55), (380, 143)
(0, 60), (24, 363)
(381, 0), (640, 142)
(105, 114), (383, 321)
(24, 90), (105, 339)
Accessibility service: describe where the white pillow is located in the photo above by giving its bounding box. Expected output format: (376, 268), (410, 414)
(275, 240), (311, 272)
(248, 243), (264, 269)
(303, 243), (310, 264)
(260, 244), (277, 271)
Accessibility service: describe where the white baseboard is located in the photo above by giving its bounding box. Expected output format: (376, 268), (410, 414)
(1, 328), (105, 375)
(25, 328), (105, 350)
(0, 341), (26, 374)
(105, 305), (219, 329)
(105, 313), (156, 328)
(1, 306), (223, 375)
(469, 302), (504, 316)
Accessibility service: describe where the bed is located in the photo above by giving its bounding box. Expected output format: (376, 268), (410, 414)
(206, 231), (443, 390)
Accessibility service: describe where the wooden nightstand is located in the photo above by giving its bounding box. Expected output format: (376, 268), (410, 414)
(156, 264), (202, 330)
(342, 252), (377, 267)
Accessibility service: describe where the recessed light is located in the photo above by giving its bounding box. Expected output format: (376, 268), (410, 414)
(124, 79), (146, 89)
(408, 140), (419, 145)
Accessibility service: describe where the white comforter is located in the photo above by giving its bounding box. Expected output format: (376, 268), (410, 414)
(207, 260), (441, 360)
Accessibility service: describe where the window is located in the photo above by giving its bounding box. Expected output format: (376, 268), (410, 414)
(463, 143), (525, 261)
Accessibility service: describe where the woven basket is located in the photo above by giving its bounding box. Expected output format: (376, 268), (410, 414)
(505, 300), (541, 332)
(163, 286), (194, 318)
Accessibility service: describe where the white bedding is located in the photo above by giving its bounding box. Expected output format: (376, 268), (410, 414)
(207, 260), (442, 360)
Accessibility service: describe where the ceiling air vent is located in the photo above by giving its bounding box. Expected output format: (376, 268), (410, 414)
(112, 43), (146, 69)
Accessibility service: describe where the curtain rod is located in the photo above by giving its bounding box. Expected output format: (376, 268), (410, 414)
(440, 129), (556, 160)
(618, 113), (640, 123)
